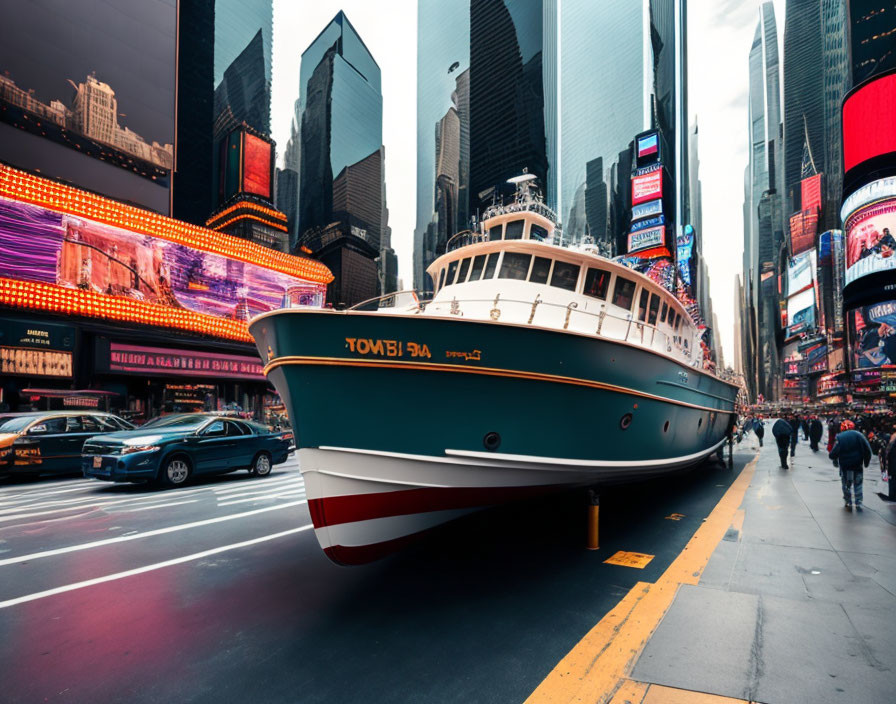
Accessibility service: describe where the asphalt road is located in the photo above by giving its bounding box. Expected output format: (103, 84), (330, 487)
(0, 450), (753, 703)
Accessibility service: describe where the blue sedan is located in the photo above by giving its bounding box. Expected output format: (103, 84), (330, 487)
(81, 413), (292, 487)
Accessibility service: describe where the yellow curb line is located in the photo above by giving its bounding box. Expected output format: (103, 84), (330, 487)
(525, 454), (759, 704)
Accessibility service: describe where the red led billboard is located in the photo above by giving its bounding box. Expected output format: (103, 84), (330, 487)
(801, 173), (822, 212)
(631, 168), (663, 206)
(242, 133), (272, 199)
(843, 72), (896, 174)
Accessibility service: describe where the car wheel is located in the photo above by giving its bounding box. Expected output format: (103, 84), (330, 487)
(159, 455), (191, 488)
(249, 452), (272, 478)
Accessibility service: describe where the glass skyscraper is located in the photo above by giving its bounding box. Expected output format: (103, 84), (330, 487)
(297, 12), (386, 307)
(822, 0), (850, 225)
(849, 1), (896, 85)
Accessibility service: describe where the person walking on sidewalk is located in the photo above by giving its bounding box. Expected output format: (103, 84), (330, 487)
(754, 417), (765, 447)
(829, 419), (872, 511)
(772, 418), (793, 469)
(883, 423), (896, 503)
(809, 416), (824, 452)
(827, 416), (839, 454)
(788, 414), (799, 457)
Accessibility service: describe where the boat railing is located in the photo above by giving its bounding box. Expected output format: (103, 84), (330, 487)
(347, 290), (419, 312)
(446, 230), (488, 253)
(420, 295), (697, 365)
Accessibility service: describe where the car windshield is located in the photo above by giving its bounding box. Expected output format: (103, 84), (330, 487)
(141, 415), (209, 431)
(0, 416), (36, 433)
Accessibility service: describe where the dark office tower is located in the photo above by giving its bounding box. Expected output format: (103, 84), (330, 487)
(297, 12), (385, 307)
(608, 146), (634, 255)
(849, 1), (896, 84)
(174, 0), (273, 224)
(469, 0), (552, 217)
(276, 167), (298, 236)
(783, 1), (825, 216)
(584, 157), (608, 250)
(822, 0), (850, 222)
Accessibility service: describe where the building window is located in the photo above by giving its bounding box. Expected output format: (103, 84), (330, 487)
(550, 261), (579, 291)
(583, 267), (610, 300)
(498, 252), (532, 280)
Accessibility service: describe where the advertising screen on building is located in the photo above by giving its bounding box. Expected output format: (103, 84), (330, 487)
(849, 301), (896, 369)
(842, 72), (896, 174)
(844, 197), (896, 286)
(789, 209), (819, 256)
(631, 198), (663, 221)
(0, 197), (324, 323)
(787, 250), (816, 296)
(628, 226), (665, 254)
(801, 174), (823, 212)
(787, 288), (816, 337)
(631, 168), (663, 206)
(242, 133), (273, 199)
(0, 0), (176, 213)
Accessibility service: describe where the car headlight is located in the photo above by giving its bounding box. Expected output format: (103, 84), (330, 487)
(121, 445), (161, 455)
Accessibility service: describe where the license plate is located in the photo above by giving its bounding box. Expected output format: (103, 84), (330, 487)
(93, 456), (102, 468)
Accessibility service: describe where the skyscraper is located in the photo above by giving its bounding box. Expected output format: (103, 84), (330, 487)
(849, 1), (896, 85)
(822, 0), (851, 222)
(742, 2), (784, 401)
(783, 1), (825, 216)
(297, 11), (386, 307)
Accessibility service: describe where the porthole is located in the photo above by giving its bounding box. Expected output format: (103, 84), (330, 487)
(483, 432), (501, 451)
(620, 413), (633, 430)
(663, 420), (670, 433)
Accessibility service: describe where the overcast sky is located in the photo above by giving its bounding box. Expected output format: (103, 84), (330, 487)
(272, 0), (787, 365)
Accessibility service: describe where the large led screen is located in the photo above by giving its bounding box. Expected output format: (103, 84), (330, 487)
(631, 168), (663, 206)
(787, 250), (816, 297)
(844, 197), (896, 286)
(0, 198), (324, 321)
(242, 134), (273, 199)
(850, 301), (896, 369)
(0, 0), (176, 211)
(786, 288), (816, 337)
(843, 72), (896, 174)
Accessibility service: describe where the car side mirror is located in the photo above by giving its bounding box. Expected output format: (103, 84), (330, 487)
(28, 424), (48, 435)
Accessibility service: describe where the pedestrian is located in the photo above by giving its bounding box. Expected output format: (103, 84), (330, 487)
(883, 422), (896, 503)
(829, 419), (872, 511)
(801, 417), (810, 441)
(827, 416), (839, 455)
(772, 417), (793, 469)
(754, 417), (765, 447)
(788, 414), (799, 457)
(809, 416), (823, 452)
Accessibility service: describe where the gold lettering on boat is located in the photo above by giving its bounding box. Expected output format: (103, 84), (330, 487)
(345, 338), (429, 358)
(446, 350), (482, 362)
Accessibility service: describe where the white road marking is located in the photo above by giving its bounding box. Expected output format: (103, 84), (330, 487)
(0, 483), (98, 504)
(217, 490), (307, 507)
(0, 524), (314, 609)
(0, 499), (309, 567)
(212, 476), (301, 495)
(115, 500), (200, 513)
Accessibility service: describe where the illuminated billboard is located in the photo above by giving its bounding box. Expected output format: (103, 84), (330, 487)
(631, 168), (663, 206)
(843, 197), (896, 286)
(842, 71), (896, 176)
(789, 209), (819, 256)
(850, 301), (896, 369)
(787, 289), (816, 337)
(0, 0), (176, 213)
(801, 174), (823, 212)
(0, 198), (323, 322)
(632, 199), (663, 221)
(787, 250), (816, 296)
(628, 226), (665, 254)
(243, 134), (273, 199)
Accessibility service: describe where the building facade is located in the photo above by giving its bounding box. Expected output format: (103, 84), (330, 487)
(296, 12), (387, 307)
(849, 1), (896, 85)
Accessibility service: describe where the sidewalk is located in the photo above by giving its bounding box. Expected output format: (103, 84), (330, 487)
(626, 432), (896, 703)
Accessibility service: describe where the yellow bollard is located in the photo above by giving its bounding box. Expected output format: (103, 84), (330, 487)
(587, 490), (600, 550)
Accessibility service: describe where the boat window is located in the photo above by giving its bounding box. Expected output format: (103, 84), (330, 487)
(530, 256), (552, 284)
(530, 224), (548, 242)
(583, 267), (610, 300)
(505, 220), (525, 239)
(637, 289), (650, 321)
(446, 260), (458, 285)
(458, 257), (471, 283)
(438, 268), (446, 290)
(483, 252), (499, 279)
(499, 252), (532, 280)
(469, 255), (486, 280)
(488, 225), (503, 241)
(648, 295), (660, 325)
(612, 277), (635, 310)
(550, 261), (579, 291)
(660, 302), (668, 323)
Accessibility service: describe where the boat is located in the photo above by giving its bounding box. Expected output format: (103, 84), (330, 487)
(248, 175), (739, 565)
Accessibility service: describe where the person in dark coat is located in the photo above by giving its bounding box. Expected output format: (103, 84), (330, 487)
(788, 415), (799, 457)
(829, 420), (872, 511)
(772, 418), (793, 469)
(827, 417), (839, 456)
(800, 417), (810, 440)
(883, 424), (896, 503)
(808, 416), (824, 452)
(753, 417), (765, 446)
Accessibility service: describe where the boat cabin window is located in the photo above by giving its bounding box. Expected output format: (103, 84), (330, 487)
(637, 289), (649, 322)
(530, 224), (548, 242)
(530, 256), (552, 284)
(438, 268), (446, 290)
(660, 302), (668, 323)
(499, 252), (532, 280)
(648, 294), (660, 326)
(505, 220), (525, 240)
(488, 225), (503, 241)
(550, 261), (579, 291)
(483, 252), (499, 279)
(612, 277), (635, 310)
(458, 257), (471, 283)
(469, 254), (486, 281)
(446, 260), (459, 285)
(583, 267), (610, 300)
